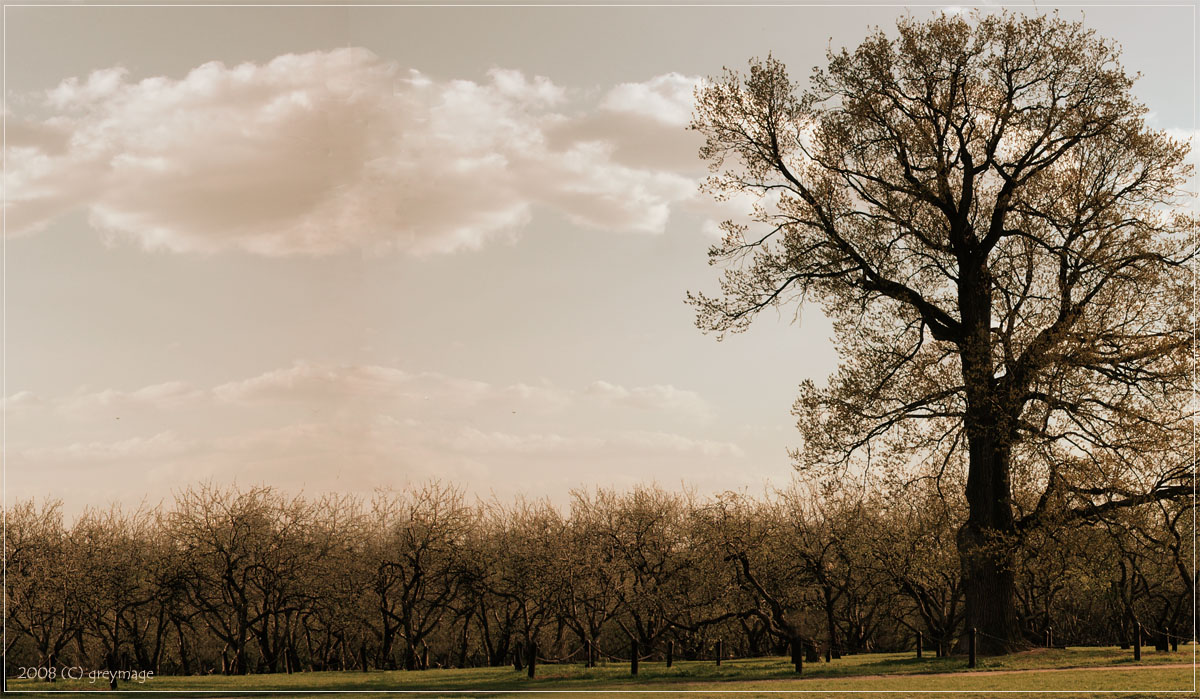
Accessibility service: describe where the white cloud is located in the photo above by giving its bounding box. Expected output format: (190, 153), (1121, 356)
(22, 430), (193, 462)
(212, 362), (422, 403)
(2, 391), (43, 410)
(209, 361), (571, 416)
(7, 50), (699, 255)
(614, 430), (744, 458)
(601, 73), (700, 127)
(8, 362), (719, 425)
(60, 380), (202, 415)
(449, 427), (597, 454)
(585, 379), (713, 420)
(9, 363), (745, 509)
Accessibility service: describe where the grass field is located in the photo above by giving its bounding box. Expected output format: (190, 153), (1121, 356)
(6, 646), (1195, 698)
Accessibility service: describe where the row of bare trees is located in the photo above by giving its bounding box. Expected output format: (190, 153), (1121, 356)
(5, 479), (1193, 677)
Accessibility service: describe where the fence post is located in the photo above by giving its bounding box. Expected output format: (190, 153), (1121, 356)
(791, 637), (803, 674)
(666, 640), (674, 668)
(916, 631), (923, 659)
(1170, 627), (1179, 652)
(1133, 622), (1141, 661)
(825, 645), (832, 663)
(716, 639), (723, 666)
(631, 639), (639, 676)
(968, 628), (976, 669)
(527, 641), (536, 679)
(360, 642), (369, 673)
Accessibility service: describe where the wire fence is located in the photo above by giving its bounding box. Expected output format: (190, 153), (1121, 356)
(511, 623), (1193, 677)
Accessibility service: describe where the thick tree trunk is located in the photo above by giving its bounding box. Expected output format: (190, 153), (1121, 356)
(957, 434), (1025, 654)
(956, 261), (1026, 656)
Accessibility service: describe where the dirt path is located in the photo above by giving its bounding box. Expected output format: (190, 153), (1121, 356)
(843, 662), (1190, 680)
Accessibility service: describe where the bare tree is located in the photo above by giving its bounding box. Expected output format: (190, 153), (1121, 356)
(689, 11), (1194, 651)
(870, 477), (965, 656)
(168, 484), (282, 674)
(370, 483), (471, 670)
(73, 505), (161, 689)
(5, 500), (83, 678)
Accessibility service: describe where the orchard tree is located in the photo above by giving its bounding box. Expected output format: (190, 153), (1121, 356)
(690, 11), (1194, 652)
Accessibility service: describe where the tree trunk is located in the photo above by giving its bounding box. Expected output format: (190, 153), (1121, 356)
(958, 433), (1025, 654)
(458, 622), (470, 668)
(404, 641), (418, 671)
(803, 638), (819, 663)
(957, 264), (1026, 656)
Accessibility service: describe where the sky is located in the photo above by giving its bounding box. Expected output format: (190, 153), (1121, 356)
(3, 2), (1195, 515)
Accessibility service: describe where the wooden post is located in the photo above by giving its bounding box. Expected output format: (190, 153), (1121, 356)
(968, 628), (976, 669)
(1134, 622), (1141, 661)
(791, 637), (802, 674)
(527, 641), (537, 679)
(716, 639), (723, 666)
(825, 645), (832, 663)
(916, 631), (923, 659)
(666, 640), (673, 668)
(631, 639), (639, 676)
(360, 642), (369, 673)
(1170, 627), (1179, 652)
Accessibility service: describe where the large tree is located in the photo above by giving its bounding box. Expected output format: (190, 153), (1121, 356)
(689, 11), (1194, 653)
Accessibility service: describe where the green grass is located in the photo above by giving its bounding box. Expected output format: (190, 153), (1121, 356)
(6, 646), (1194, 698)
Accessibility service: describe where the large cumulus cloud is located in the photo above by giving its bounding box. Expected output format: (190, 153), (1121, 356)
(6, 49), (702, 255)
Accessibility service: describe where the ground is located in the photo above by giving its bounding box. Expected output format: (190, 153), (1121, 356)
(5, 646), (1194, 697)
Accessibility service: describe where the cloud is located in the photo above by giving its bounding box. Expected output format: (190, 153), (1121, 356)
(7, 50), (699, 255)
(22, 431), (193, 462)
(210, 361), (571, 416)
(601, 73), (700, 127)
(614, 430), (744, 458)
(9, 363), (756, 511)
(2, 391), (43, 410)
(8, 362), (719, 426)
(212, 362), (424, 404)
(585, 379), (713, 420)
(449, 427), (597, 454)
(60, 381), (202, 415)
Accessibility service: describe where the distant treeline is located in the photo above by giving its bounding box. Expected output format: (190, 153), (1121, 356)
(4, 478), (1193, 677)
